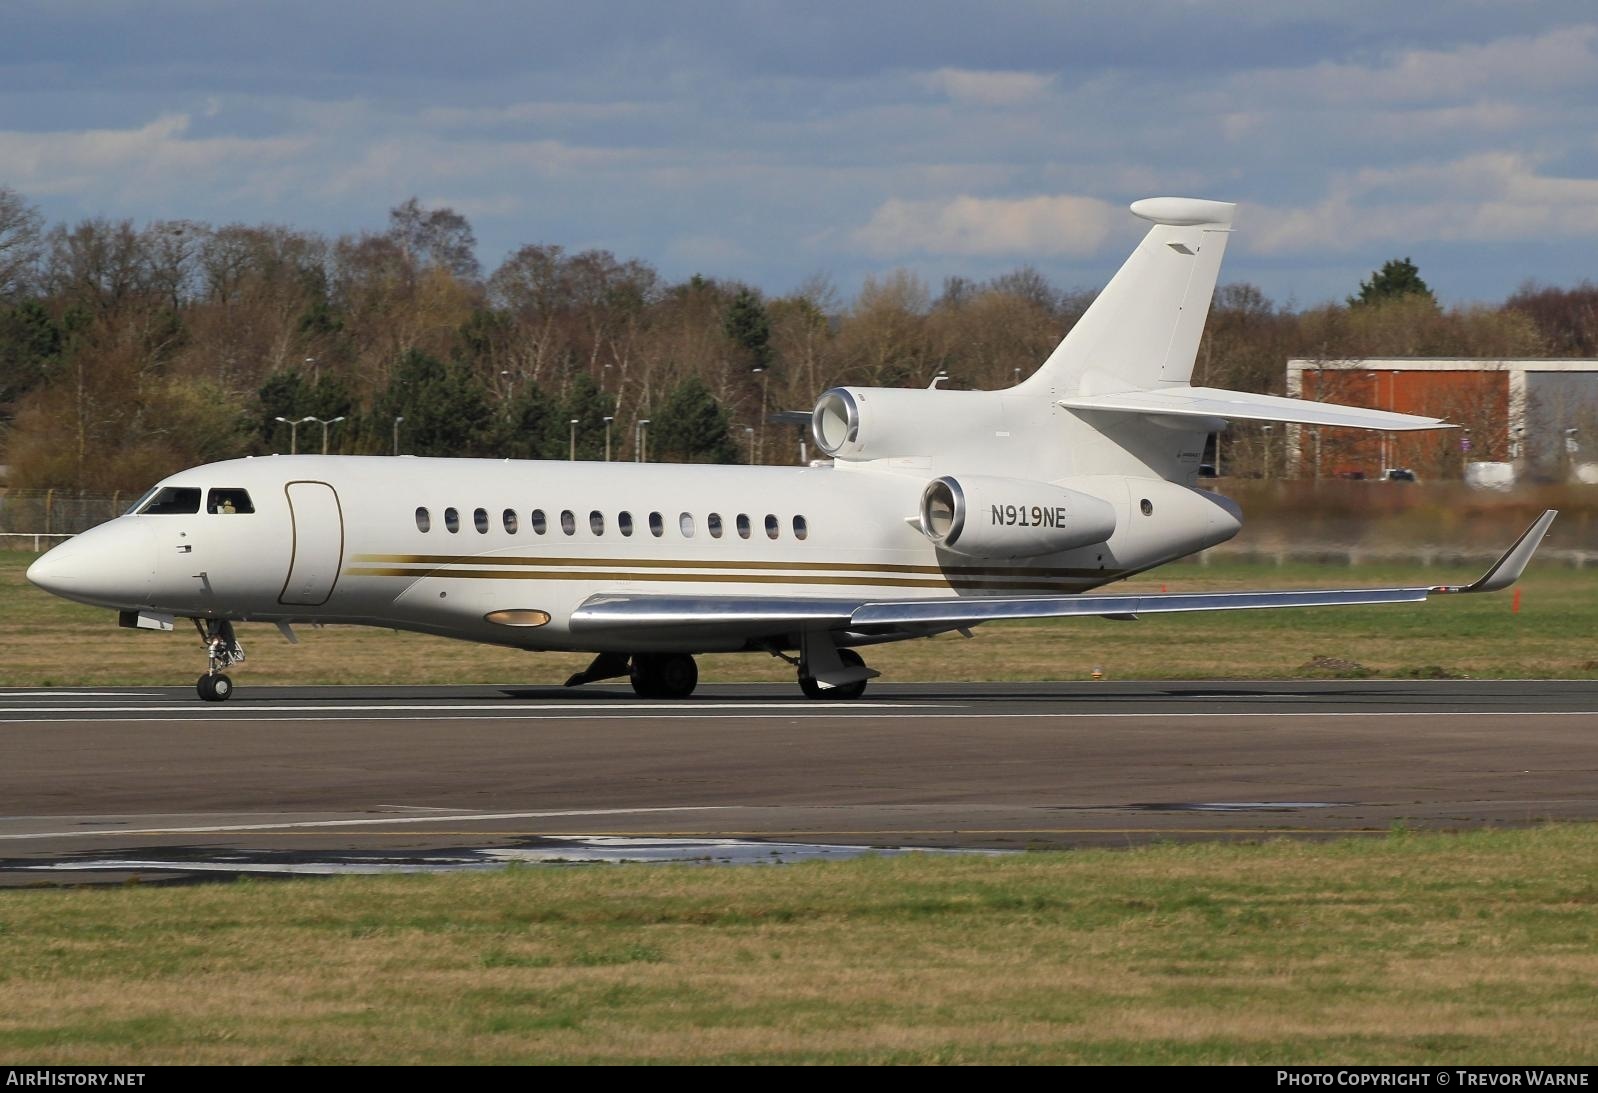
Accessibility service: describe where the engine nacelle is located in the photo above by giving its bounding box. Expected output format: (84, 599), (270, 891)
(812, 386), (1006, 463)
(918, 475), (1118, 558)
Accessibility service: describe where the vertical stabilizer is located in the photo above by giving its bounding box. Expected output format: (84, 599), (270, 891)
(1017, 197), (1235, 398)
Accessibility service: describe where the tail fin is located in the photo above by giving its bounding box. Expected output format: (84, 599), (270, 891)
(1017, 197), (1235, 398)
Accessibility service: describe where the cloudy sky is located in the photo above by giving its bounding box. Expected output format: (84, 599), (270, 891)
(5, 1), (1598, 306)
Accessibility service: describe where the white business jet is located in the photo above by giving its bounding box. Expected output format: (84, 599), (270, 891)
(26, 197), (1556, 701)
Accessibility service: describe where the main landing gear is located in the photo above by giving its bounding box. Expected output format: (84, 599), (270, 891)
(629, 653), (699, 699)
(798, 648), (869, 700)
(562, 643), (876, 701)
(194, 618), (245, 702)
(564, 652), (699, 699)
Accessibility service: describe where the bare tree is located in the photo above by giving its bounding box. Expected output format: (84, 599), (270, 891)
(388, 197), (481, 281)
(0, 187), (43, 300)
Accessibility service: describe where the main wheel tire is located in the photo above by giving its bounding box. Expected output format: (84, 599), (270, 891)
(798, 648), (869, 700)
(630, 654), (698, 699)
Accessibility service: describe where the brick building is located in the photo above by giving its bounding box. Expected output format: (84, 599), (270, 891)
(1283, 359), (1598, 480)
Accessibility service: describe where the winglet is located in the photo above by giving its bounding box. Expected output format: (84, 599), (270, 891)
(1435, 510), (1558, 594)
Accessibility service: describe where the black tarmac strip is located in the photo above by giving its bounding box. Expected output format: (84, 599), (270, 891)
(2, 680), (1595, 886)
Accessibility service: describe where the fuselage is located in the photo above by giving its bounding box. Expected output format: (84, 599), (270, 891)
(27, 454), (1242, 654)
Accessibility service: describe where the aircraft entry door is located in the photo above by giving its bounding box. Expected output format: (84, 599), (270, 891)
(279, 481), (345, 606)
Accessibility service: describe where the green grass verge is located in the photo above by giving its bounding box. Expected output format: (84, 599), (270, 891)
(3, 550), (1596, 685)
(1, 826), (1595, 1063)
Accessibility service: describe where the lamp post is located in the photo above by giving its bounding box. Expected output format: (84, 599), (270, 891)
(752, 366), (770, 463)
(569, 418), (579, 461)
(1261, 423), (1272, 479)
(307, 415), (345, 455)
(392, 415), (404, 457)
(305, 357), (318, 385)
(744, 425), (755, 464)
(274, 415), (316, 455)
(635, 419), (649, 463)
(603, 416), (614, 461)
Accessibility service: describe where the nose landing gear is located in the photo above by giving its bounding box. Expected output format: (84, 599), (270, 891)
(194, 618), (245, 702)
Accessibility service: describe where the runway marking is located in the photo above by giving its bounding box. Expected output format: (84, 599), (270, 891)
(0, 807), (731, 842)
(3, 691), (161, 697)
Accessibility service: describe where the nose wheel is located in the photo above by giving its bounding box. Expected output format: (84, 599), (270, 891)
(197, 673), (234, 702)
(193, 618), (245, 702)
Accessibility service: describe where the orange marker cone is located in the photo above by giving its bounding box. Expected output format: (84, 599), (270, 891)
(1512, 587), (1522, 614)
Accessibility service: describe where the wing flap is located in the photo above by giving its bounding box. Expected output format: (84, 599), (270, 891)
(850, 587), (1428, 627)
(570, 594), (858, 632)
(1060, 387), (1450, 431)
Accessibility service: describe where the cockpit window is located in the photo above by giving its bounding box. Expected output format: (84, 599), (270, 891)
(207, 488), (254, 514)
(137, 487), (202, 515)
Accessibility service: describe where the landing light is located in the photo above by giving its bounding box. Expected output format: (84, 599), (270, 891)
(484, 609), (552, 628)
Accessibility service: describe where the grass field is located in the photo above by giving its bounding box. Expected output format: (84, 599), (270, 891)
(2, 550), (1594, 686)
(1, 827), (1594, 1064)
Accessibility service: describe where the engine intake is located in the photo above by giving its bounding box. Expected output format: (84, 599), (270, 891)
(919, 475), (1117, 558)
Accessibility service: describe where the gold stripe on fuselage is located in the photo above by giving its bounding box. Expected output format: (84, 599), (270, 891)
(348, 552), (1105, 580)
(343, 566), (1099, 593)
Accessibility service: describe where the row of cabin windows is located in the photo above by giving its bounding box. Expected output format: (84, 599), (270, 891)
(415, 506), (808, 541)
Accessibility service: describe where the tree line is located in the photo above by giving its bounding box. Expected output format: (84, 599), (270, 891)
(0, 186), (1594, 492)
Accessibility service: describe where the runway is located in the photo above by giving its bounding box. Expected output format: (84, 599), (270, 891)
(3, 681), (1595, 885)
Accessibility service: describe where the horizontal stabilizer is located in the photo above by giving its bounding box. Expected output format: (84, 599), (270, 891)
(1059, 387), (1450, 431)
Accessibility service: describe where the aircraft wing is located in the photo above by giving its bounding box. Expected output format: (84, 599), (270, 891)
(1059, 386), (1450, 431)
(571, 510), (1556, 634)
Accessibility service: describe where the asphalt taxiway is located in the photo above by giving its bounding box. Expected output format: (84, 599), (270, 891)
(2, 681), (1595, 885)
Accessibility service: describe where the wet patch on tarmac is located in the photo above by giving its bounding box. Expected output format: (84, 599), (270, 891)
(9, 836), (1008, 883)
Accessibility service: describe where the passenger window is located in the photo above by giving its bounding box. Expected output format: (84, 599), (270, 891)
(649, 512), (664, 537)
(793, 515), (808, 540)
(560, 510), (576, 535)
(415, 507), (431, 533)
(137, 487), (201, 515)
(503, 509), (518, 534)
(474, 507), (489, 534)
(445, 507), (460, 533)
(679, 512), (695, 537)
(590, 510), (605, 535)
(207, 488), (254, 514)
(736, 514), (751, 539)
(765, 514), (779, 539)
(531, 509), (547, 535)
(619, 511), (634, 537)
(708, 513), (723, 539)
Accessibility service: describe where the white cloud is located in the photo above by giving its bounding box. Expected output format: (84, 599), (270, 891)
(915, 67), (1055, 106)
(1245, 153), (1598, 253)
(851, 194), (1117, 257)
(0, 113), (308, 198)
(1223, 24), (1598, 108)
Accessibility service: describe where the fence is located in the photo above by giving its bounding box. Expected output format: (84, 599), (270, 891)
(0, 490), (127, 539)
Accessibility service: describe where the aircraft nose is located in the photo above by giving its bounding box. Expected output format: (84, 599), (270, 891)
(26, 520), (156, 608)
